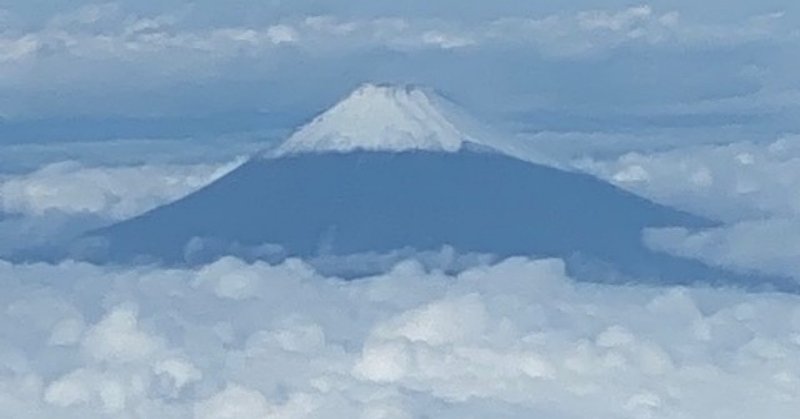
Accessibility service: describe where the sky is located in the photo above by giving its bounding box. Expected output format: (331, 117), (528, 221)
(2, 1), (800, 418)
(1, 1), (799, 144)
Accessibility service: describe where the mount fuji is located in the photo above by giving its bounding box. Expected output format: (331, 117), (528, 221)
(272, 83), (544, 162)
(84, 84), (770, 286)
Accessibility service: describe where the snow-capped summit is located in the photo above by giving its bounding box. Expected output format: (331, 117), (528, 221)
(83, 82), (765, 289)
(275, 83), (497, 156)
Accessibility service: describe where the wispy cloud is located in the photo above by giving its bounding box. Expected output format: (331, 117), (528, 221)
(0, 5), (790, 71)
(646, 219), (800, 279)
(0, 3), (792, 123)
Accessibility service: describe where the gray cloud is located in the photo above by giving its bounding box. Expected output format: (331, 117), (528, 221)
(645, 219), (800, 279)
(0, 5), (788, 66)
(0, 2), (796, 133)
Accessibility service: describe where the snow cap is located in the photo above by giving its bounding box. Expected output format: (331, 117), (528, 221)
(275, 83), (491, 155)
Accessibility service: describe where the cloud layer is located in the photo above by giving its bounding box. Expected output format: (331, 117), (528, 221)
(0, 2), (797, 132)
(1, 4), (781, 67)
(0, 256), (799, 418)
(577, 135), (800, 222)
(578, 135), (800, 280)
(0, 159), (242, 220)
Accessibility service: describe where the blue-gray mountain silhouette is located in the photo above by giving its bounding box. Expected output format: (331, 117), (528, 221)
(83, 83), (793, 289)
(85, 148), (776, 287)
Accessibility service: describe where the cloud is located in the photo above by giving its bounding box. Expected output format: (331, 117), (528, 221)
(0, 212), (105, 257)
(0, 138), (267, 173)
(0, 2), (795, 139)
(0, 5), (784, 65)
(194, 384), (271, 419)
(0, 5), (791, 91)
(0, 255), (799, 418)
(645, 218), (800, 279)
(577, 134), (800, 281)
(0, 35), (39, 63)
(576, 135), (800, 222)
(81, 305), (162, 363)
(578, 5), (660, 31)
(0, 159), (243, 220)
(0, 157), (245, 257)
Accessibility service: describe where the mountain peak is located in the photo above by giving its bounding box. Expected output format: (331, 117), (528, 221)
(274, 83), (487, 156)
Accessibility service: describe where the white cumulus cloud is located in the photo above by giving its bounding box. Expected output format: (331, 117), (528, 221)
(577, 135), (800, 222)
(0, 159), (243, 220)
(0, 256), (798, 418)
(577, 135), (800, 280)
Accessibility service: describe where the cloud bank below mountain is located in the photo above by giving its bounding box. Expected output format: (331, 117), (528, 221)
(0, 255), (798, 418)
(0, 159), (243, 220)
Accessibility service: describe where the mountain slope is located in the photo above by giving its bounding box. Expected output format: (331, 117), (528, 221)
(79, 83), (789, 288)
(87, 149), (740, 284)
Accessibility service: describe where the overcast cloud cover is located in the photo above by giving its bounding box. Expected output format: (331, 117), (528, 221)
(2, 1), (800, 418)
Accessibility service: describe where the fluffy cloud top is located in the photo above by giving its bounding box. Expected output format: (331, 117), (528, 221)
(577, 135), (800, 222)
(577, 135), (800, 280)
(0, 159), (243, 220)
(0, 255), (798, 418)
